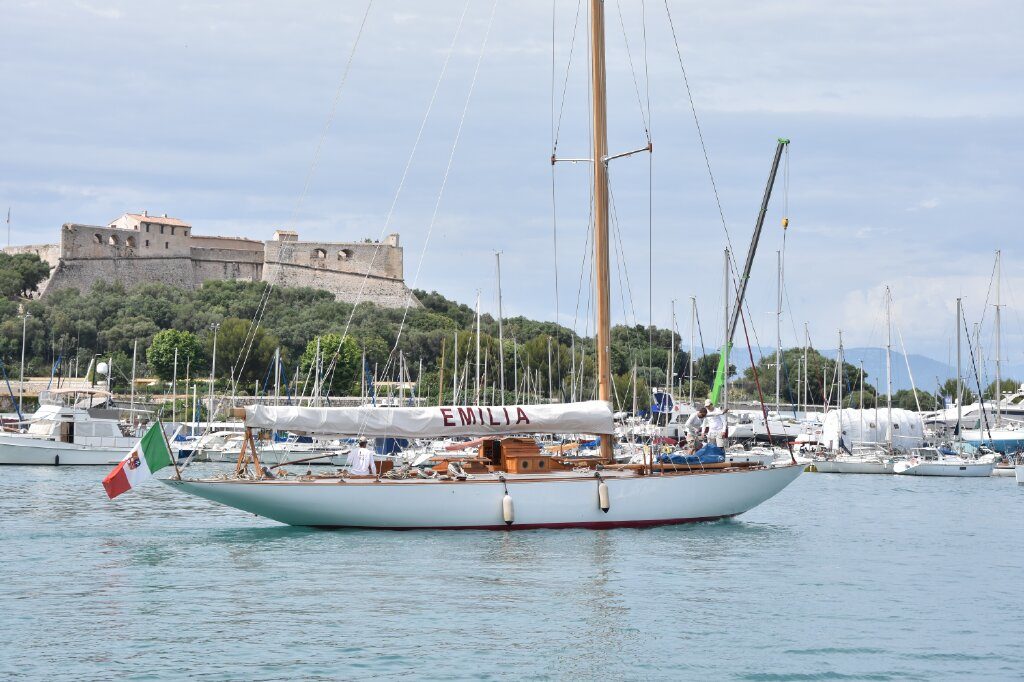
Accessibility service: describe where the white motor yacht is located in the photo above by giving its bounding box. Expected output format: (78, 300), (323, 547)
(0, 389), (138, 465)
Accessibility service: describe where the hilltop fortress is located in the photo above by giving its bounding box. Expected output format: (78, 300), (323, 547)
(5, 212), (418, 308)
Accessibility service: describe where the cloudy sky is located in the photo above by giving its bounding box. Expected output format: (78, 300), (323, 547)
(2, 1), (1022, 371)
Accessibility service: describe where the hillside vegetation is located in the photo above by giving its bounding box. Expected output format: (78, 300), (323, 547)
(0, 278), (944, 410)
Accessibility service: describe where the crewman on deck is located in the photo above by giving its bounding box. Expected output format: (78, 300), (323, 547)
(349, 437), (376, 476)
(684, 407), (708, 453)
(704, 404), (729, 449)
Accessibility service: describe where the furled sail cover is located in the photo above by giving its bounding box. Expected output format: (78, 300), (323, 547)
(244, 400), (614, 438)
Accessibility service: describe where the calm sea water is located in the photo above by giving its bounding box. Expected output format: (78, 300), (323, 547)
(1, 464), (1021, 681)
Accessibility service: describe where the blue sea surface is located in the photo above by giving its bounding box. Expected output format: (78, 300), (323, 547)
(0, 465), (1021, 681)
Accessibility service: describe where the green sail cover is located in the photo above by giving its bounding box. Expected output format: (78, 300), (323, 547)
(708, 343), (732, 406)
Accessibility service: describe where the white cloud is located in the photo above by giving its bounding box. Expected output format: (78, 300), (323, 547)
(908, 198), (940, 211)
(72, 1), (121, 20)
(1, 1), (1022, 364)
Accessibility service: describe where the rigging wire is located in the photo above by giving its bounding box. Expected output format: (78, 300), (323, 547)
(613, 0), (651, 140)
(961, 305), (993, 439)
(551, 0), (585, 154)
(227, 0), (374, 399)
(318, 0), (473, 390)
(382, 0), (498, 374)
(663, 0), (776, 384)
(662, 1), (735, 270)
(549, 0), (584, 398)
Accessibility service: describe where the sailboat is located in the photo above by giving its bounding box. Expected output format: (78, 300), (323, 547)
(161, 1), (803, 529)
(895, 298), (993, 477)
(959, 250), (1024, 459)
(813, 290), (907, 474)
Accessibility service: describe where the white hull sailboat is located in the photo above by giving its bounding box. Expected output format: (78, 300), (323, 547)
(162, 0), (803, 529)
(894, 300), (994, 478)
(992, 463), (1017, 478)
(166, 458), (802, 530)
(813, 456), (895, 475)
(894, 458), (993, 477)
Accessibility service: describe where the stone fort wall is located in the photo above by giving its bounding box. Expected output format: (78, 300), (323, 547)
(8, 216), (417, 308)
(262, 234), (413, 308)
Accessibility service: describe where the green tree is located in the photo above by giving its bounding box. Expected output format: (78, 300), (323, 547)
(97, 315), (160, 355)
(680, 379), (710, 402)
(940, 378), (975, 405)
(209, 317), (279, 384)
(984, 377), (1018, 400)
(300, 333), (361, 396)
(843, 387), (878, 408)
(0, 269), (21, 299)
(10, 253), (52, 297)
(892, 388), (939, 411)
(147, 329), (204, 381)
(0, 252), (50, 299)
(693, 352), (736, 386)
(612, 372), (651, 413)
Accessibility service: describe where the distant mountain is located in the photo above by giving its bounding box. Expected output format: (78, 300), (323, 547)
(727, 346), (1024, 393)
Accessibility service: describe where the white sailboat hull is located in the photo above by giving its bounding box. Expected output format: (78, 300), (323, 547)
(893, 461), (993, 477)
(1015, 465), (1024, 485)
(0, 435), (124, 465)
(812, 458), (895, 475)
(992, 465), (1016, 478)
(163, 463), (803, 529)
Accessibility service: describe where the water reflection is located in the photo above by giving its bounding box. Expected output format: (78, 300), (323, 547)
(1, 466), (1022, 680)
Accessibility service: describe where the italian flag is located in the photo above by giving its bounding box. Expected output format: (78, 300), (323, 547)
(103, 422), (174, 499)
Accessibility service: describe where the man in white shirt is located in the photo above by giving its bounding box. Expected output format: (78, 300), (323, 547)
(349, 437), (376, 476)
(703, 402), (729, 448)
(684, 407), (707, 453)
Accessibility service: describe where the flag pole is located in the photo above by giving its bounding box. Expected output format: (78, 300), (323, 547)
(157, 419), (182, 480)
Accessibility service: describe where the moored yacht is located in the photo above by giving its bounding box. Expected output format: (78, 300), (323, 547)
(893, 446), (994, 477)
(0, 388), (138, 465)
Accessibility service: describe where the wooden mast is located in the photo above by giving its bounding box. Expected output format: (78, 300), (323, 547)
(589, 0), (613, 461)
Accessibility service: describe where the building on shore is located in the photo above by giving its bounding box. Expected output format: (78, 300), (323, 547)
(4, 212), (419, 308)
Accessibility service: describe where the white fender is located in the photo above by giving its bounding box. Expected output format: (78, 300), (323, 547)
(502, 493), (514, 525)
(598, 481), (610, 513)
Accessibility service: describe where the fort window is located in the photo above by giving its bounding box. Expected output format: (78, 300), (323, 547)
(164, 242), (169, 249)
(170, 226), (175, 236)
(312, 248), (327, 259)
(160, 225), (165, 234)
(126, 236), (136, 248)
(144, 224), (150, 232)
(338, 249), (354, 261)
(108, 235), (119, 246)
(93, 234), (102, 244)
(183, 230), (188, 237)
(145, 240), (150, 247)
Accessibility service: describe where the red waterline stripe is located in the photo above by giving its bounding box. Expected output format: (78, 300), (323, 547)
(310, 514), (736, 531)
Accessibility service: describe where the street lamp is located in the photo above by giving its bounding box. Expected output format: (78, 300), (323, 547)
(208, 322), (220, 429)
(18, 310), (31, 415)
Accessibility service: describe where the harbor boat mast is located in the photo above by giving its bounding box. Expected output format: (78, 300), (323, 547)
(588, 0), (613, 461)
(956, 296), (962, 437)
(885, 287), (893, 452)
(775, 250), (782, 413)
(689, 296), (696, 408)
(995, 249), (1002, 425)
